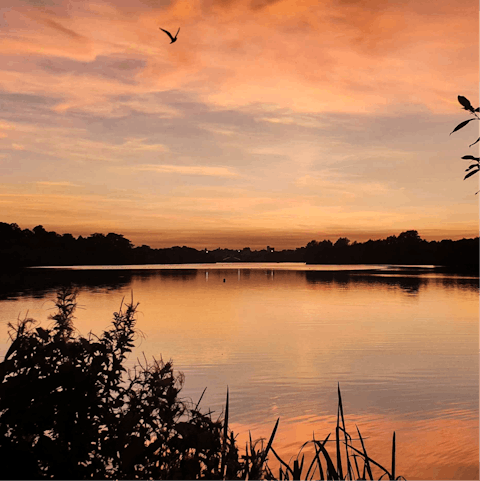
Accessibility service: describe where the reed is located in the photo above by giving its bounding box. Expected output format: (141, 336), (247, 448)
(217, 383), (406, 480)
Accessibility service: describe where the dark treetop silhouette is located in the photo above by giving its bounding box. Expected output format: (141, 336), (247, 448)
(160, 27), (180, 44)
(0, 223), (478, 273)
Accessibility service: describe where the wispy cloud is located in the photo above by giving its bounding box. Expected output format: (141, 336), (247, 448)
(1, 127), (169, 163)
(259, 115), (328, 129)
(133, 164), (240, 178)
(36, 181), (79, 187)
(41, 18), (85, 41)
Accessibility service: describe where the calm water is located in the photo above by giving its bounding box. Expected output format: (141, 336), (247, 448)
(0, 263), (478, 480)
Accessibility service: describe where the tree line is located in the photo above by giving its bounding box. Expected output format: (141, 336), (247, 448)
(0, 222), (478, 272)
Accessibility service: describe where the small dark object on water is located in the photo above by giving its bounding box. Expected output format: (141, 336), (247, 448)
(223, 279), (226, 282)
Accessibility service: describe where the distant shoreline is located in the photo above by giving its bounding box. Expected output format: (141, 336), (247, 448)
(1, 223), (478, 274)
(25, 262), (479, 277)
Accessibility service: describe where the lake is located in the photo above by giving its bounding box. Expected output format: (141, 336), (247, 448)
(0, 263), (478, 480)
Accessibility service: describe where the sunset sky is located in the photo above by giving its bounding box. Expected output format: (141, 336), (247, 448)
(1, 0), (478, 249)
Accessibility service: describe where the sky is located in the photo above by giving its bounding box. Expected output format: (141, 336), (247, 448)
(0, 0), (478, 249)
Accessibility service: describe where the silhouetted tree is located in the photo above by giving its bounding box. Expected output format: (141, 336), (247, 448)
(333, 237), (350, 248)
(397, 230), (421, 243)
(0, 222), (477, 271)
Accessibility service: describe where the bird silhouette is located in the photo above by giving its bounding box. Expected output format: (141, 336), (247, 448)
(159, 27), (180, 44)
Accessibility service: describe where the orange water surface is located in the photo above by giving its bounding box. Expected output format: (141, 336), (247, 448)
(0, 264), (478, 480)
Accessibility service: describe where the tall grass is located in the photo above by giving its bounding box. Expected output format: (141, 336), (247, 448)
(217, 383), (406, 480)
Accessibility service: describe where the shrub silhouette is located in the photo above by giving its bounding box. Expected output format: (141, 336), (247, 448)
(0, 287), (267, 480)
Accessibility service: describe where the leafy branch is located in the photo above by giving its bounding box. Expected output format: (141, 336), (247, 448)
(450, 95), (480, 193)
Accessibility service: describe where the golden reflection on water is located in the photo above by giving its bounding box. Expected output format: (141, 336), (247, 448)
(0, 265), (477, 480)
(229, 409), (479, 481)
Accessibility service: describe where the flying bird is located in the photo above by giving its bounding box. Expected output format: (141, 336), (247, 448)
(159, 27), (180, 44)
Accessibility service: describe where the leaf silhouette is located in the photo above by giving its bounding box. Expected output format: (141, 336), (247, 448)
(461, 155), (480, 161)
(450, 119), (476, 135)
(476, 107), (480, 112)
(469, 137), (480, 147)
(464, 168), (479, 180)
(36, 327), (50, 341)
(458, 95), (474, 111)
(465, 164), (479, 171)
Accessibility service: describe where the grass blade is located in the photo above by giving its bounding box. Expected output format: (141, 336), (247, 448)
(352, 453), (361, 479)
(293, 458), (300, 480)
(338, 425), (354, 479)
(345, 442), (392, 479)
(391, 432), (396, 481)
(194, 386), (207, 410)
(261, 417), (280, 465)
(336, 384), (344, 479)
(270, 446), (295, 478)
(356, 425), (373, 480)
(313, 440), (339, 480)
(221, 386), (229, 479)
(245, 441), (250, 479)
(305, 454), (317, 480)
(305, 437), (320, 480)
(313, 439), (325, 480)
(338, 384), (354, 480)
(309, 432), (330, 480)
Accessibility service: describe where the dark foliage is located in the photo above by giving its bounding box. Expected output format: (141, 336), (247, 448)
(0, 223), (477, 272)
(304, 230), (478, 272)
(450, 95), (480, 192)
(0, 288), (271, 480)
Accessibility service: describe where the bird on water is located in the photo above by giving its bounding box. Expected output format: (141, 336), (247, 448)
(159, 27), (180, 44)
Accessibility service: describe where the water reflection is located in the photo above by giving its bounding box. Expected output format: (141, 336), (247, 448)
(0, 264), (477, 480)
(0, 268), (132, 301)
(1, 266), (477, 308)
(305, 271), (426, 294)
(158, 269), (198, 280)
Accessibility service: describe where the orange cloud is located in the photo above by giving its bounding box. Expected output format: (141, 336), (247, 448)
(0, 0), (476, 115)
(0, 0), (477, 247)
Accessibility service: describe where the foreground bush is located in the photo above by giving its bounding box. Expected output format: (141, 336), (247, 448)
(0, 288), (404, 480)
